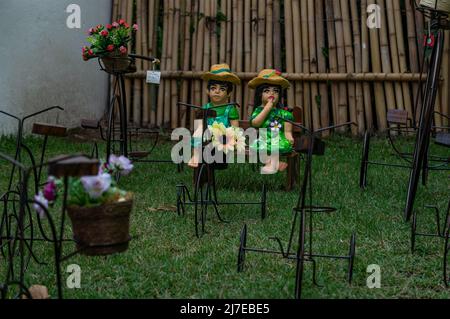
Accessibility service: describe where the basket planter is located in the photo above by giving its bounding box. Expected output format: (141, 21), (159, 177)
(100, 54), (131, 73)
(420, 0), (450, 13)
(67, 196), (133, 256)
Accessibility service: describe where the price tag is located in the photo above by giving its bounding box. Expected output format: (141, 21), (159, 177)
(146, 70), (161, 84)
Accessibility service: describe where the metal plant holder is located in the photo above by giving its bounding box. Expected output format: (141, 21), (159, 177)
(237, 120), (357, 299)
(175, 102), (267, 238)
(82, 54), (176, 168)
(411, 198), (450, 286)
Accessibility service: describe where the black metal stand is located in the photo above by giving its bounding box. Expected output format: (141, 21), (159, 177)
(237, 121), (356, 299)
(85, 55), (175, 167)
(405, 6), (450, 221)
(175, 102), (267, 238)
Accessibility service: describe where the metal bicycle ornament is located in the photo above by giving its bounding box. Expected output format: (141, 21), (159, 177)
(0, 106), (66, 195)
(237, 120), (357, 299)
(405, 3), (450, 221)
(411, 198), (450, 286)
(83, 54), (176, 167)
(175, 102), (267, 239)
(0, 152), (130, 299)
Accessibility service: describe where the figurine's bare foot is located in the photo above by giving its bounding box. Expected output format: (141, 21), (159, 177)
(188, 156), (199, 168)
(278, 161), (288, 172)
(261, 164), (277, 175)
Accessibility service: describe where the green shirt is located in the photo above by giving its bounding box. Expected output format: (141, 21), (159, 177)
(203, 102), (240, 127)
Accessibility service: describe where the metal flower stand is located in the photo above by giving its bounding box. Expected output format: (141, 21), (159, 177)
(405, 3), (450, 221)
(237, 121), (356, 299)
(83, 54), (176, 168)
(175, 102), (267, 238)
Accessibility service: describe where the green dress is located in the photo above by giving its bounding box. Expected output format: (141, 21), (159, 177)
(192, 102), (240, 147)
(249, 106), (294, 154)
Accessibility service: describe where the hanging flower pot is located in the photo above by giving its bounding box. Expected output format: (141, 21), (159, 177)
(100, 53), (131, 73)
(67, 194), (133, 256)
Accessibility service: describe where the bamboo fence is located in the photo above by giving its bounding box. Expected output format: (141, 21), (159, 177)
(111, 0), (450, 134)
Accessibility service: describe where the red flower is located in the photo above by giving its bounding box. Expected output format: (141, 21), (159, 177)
(88, 49), (94, 56)
(100, 30), (109, 37)
(424, 34), (435, 47)
(82, 54), (89, 61)
(118, 19), (126, 25)
(275, 69), (282, 76)
(119, 46), (127, 55)
(107, 44), (115, 52)
(124, 23), (130, 28)
(106, 24), (113, 30)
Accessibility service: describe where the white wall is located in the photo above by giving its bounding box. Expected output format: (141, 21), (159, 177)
(0, 0), (112, 135)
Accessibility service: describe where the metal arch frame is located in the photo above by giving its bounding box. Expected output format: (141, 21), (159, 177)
(237, 121), (357, 299)
(175, 102), (268, 238)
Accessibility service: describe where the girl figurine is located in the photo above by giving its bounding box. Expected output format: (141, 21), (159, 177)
(188, 64), (241, 168)
(248, 69), (294, 174)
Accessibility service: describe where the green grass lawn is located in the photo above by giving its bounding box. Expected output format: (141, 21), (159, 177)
(0, 132), (449, 299)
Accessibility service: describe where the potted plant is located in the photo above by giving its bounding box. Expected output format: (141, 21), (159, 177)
(34, 155), (134, 256)
(82, 19), (139, 72)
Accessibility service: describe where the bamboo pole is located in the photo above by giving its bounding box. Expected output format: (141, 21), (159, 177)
(210, 0), (218, 65)
(440, 31), (449, 128)
(150, 0), (159, 127)
(325, 0), (339, 128)
(393, 0), (413, 119)
(231, 0), (238, 104)
(308, 0), (320, 131)
(244, 0), (252, 117)
(273, 0), (282, 70)
(265, 0), (273, 68)
(405, 0), (421, 122)
(141, 0), (149, 126)
(129, 71), (427, 82)
(340, 0), (357, 134)
(368, 0), (387, 130)
(349, 0), (364, 134)
(316, 0), (330, 134)
(333, 0), (348, 129)
(170, 0), (181, 129)
(180, 0), (192, 127)
(164, 0), (175, 127)
(377, 0), (397, 122)
(251, 0), (258, 72)
(257, 0), (266, 71)
(133, 0), (143, 126)
(226, 0), (233, 65)
(220, 0), (227, 63)
(287, 0), (298, 110)
(126, 0), (134, 126)
(193, 0), (205, 109)
(157, 1), (169, 127)
(189, 0), (199, 130)
(234, 0), (244, 116)
(385, 0), (405, 114)
(361, 0), (373, 131)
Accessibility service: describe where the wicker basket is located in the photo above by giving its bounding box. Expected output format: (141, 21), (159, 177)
(67, 196), (133, 256)
(100, 54), (131, 73)
(420, 0), (450, 13)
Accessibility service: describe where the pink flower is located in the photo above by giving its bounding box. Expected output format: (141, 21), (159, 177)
(81, 174), (112, 199)
(88, 49), (94, 56)
(119, 46), (127, 55)
(132, 24), (139, 31)
(107, 44), (115, 52)
(43, 178), (57, 202)
(109, 155), (134, 176)
(100, 30), (109, 37)
(112, 22), (119, 28)
(33, 192), (49, 219)
(118, 19), (126, 25)
(88, 28), (94, 35)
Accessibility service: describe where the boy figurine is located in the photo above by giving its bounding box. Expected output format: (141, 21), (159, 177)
(188, 64), (241, 168)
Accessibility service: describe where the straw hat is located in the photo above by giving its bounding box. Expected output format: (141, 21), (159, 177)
(248, 69), (290, 90)
(201, 64), (241, 85)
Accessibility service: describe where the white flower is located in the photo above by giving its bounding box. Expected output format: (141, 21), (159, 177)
(109, 155), (134, 176)
(81, 174), (112, 199)
(33, 192), (49, 219)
